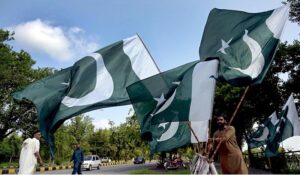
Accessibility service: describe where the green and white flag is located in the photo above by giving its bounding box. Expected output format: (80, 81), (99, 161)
(280, 94), (300, 140)
(265, 93), (300, 157)
(150, 121), (208, 154)
(127, 59), (218, 138)
(247, 111), (278, 149)
(199, 4), (289, 86)
(14, 35), (160, 156)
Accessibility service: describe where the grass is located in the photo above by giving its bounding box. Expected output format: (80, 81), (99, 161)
(130, 168), (190, 174)
(0, 162), (19, 168)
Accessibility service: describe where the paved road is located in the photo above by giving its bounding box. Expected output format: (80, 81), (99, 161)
(37, 162), (270, 174)
(37, 162), (157, 174)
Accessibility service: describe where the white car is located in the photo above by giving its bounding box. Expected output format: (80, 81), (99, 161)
(81, 155), (101, 171)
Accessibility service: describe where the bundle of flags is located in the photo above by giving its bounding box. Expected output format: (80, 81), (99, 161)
(247, 94), (300, 157)
(13, 4), (290, 156)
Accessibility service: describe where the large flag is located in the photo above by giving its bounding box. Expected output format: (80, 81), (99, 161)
(127, 59), (218, 138)
(149, 121), (208, 154)
(199, 4), (290, 86)
(14, 35), (160, 156)
(247, 112), (278, 149)
(265, 93), (300, 157)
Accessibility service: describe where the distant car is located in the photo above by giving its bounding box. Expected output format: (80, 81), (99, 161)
(133, 156), (145, 164)
(101, 157), (112, 163)
(81, 155), (101, 171)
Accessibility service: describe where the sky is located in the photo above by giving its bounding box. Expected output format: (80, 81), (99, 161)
(1, 0), (300, 149)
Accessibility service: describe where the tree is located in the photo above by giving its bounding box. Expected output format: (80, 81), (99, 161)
(66, 114), (94, 155)
(53, 124), (76, 164)
(279, 41), (300, 112)
(0, 133), (22, 163)
(0, 29), (53, 140)
(286, 0), (300, 25)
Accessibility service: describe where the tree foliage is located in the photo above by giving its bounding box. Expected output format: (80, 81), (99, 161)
(286, 0), (300, 25)
(0, 29), (53, 140)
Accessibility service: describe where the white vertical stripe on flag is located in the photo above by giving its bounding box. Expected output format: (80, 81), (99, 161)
(283, 94), (300, 135)
(123, 35), (160, 80)
(191, 121), (209, 143)
(189, 59), (218, 121)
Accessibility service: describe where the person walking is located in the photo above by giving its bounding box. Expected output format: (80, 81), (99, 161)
(18, 130), (44, 175)
(71, 143), (84, 174)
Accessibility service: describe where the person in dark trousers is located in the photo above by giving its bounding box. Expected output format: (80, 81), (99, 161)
(71, 143), (84, 175)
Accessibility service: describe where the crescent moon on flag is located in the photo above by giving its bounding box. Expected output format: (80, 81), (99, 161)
(153, 89), (177, 116)
(62, 53), (114, 107)
(157, 122), (179, 142)
(253, 127), (269, 141)
(231, 30), (265, 79)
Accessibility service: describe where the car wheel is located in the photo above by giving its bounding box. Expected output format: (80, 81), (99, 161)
(88, 165), (92, 171)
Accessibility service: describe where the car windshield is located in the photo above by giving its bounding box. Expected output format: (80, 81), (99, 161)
(84, 156), (92, 160)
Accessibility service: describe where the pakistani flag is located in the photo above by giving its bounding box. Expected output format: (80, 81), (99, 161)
(14, 35), (160, 156)
(127, 59), (218, 138)
(247, 111), (278, 149)
(149, 121), (208, 154)
(265, 93), (300, 157)
(199, 4), (290, 86)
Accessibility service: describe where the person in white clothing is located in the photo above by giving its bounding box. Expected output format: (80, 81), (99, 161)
(18, 130), (44, 174)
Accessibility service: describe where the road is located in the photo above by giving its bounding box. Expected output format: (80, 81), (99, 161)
(37, 162), (157, 174)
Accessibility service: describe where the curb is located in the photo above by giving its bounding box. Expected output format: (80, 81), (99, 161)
(0, 165), (72, 174)
(0, 162), (131, 174)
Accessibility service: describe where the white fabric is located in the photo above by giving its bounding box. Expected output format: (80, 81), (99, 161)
(266, 3), (290, 39)
(123, 35), (160, 80)
(191, 121), (209, 143)
(189, 59), (218, 121)
(62, 53), (114, 107)
(19, 138), (40, 175)
(190, 154), (218, 174)
(283, 94), (300, 136)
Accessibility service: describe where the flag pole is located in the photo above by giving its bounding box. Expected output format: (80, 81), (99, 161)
(206, 119), (212, 154)
(187, 121), (201, 153)
(209, 86), (250, 161)
(136, 33), (161, 72)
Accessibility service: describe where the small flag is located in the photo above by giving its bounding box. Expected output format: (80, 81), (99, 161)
(247, 112), (278, 149)
(265, 93), (300, 157)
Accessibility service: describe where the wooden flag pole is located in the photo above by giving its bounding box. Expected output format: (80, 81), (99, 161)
(187, 121), (201, 153)
(209, 86), (250, 161)
(228, 86), (250, 125)
(206, 119), (212, 155)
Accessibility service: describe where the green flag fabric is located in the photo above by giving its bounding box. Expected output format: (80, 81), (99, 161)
(247, 112), (278, 149)
(14, 35), (160, 156)
(280, 94), (300, 141)
(265, 107), (288, 157)
(265, 94), (300, 157)
(127, 59), (218, 139)
(199, 4), (289, 86)
(149, 121), (208, 154)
